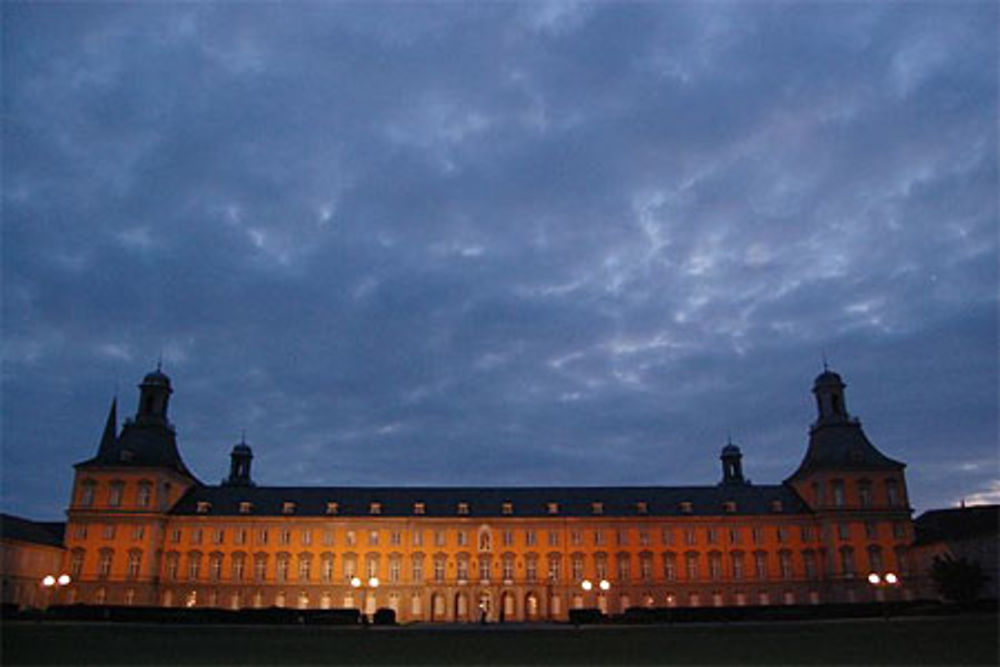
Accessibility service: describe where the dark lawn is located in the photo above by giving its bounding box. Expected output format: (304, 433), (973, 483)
(3, 615), (998, 665)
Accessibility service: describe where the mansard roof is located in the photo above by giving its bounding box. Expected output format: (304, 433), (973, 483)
(785, 420), (904, 482)
(171, 483), (810, 518)
(76, 420), (197, 479)
(0, 513), (65, 548)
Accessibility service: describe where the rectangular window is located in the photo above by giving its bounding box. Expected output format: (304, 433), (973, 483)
(779, 551), (793, 579)
(752, 527), (763, 545)
(709, 552), (722, 580)
(729, 527), (740, 545)
(832, 481), (845, 507)
(191, 528), (203, 545)
(210, 555), (222, 580)
(591, 502), (604, 515)
(706, 528), (718, 544)
(99, 551), (113, 578)
(369, 502), (382, 515)
(503, 557), (514, 581)
(886, 480), (900, 507)
(858, 482), (872, 508)
(299, 558), (311, 581)
(414, 502), (426, 515)
(239, 501), (253, 514)
(103, 524), (116, 540)
(326, 502), (339, 515)
(502, 530), (513, 547)
(502, 501), (514, 515)
(456, 531), (468, 547)
(572, 556), (584, 580)
(663, 553), (676, 580)
(684, 528), (696, 546)
(188, 553), (201, 580)
(79, 483), (95, 508)
(525, 530), (537, 546)
(390, 531), (402, 546)
(804, 551), (817, 578)
(800, 526), (814, 542)
(776, 527), (788, 543)
(754, 552), (768, 579)
(661, 527), (674, 546)
(279, 529), (291, 546)
(171, 528), (181, 544)
(74, 524), (88, 539)
(213, 529), (225, 545)
(731, 552), (744, 579)
(368, 530), (379, 546)
(547, 502), (559, 515)
(434, 559), (445, 583)
(548, 556), (560, 582)
(301, 530), (312, 546)
(526, 558), (537, 581)
(346, 530), (356, 547)
(617, 530), (629, 546)
(322, 530), (334, 546)
(412, 530), (423, 547)
(548, 531), (559, 547)
(865, 522), (877, 540)
(321, 558), (333, 583)
(235, 529), (247, 546)
(137, 484), (152, 508)
(108, 482), (123, 508)
(276, 556), (288, 582)
(389, 558), (401, 583)
(131, 525), (145, 541)
(593, 530), (605, 546)
(457, 502), (470, 515)
(282, 502), (296, 515)
(233, 556), (245, 581)
(457, 559), (469, 581)
(127, 552), (142, 578)
(639, 530), (650, 547)
(685, 553), (699, 580)
(434, 531), (445, 547)
(412, 558), (424, 583)
(571, 530), (582, 546)
(254, 556), (267, 581)
(258, 528), (269, 545)
(640, 556), (653, 580)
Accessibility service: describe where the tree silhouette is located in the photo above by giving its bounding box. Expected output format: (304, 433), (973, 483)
(930, 554), (988, 604)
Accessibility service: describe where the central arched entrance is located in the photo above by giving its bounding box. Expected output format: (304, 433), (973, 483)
(525, 591), (540, 621)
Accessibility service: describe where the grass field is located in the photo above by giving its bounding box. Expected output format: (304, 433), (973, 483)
(3, 614), (998, 665)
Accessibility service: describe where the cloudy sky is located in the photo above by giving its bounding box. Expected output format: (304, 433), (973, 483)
(3, 2), (996, 521)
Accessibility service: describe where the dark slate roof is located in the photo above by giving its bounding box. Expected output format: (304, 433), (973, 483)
(76, 420), (197, 479)
(913, 505), (1000, 546)
(786, 421), (904, 482)
(171, 484), (811, 518)
(0, 514), (65, 548)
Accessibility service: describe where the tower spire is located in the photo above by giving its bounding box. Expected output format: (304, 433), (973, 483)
(96, 397), (118, 458)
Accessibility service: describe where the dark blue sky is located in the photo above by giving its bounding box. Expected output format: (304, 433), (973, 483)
(3, 2), (997, 520)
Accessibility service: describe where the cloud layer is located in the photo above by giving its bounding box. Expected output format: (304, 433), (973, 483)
(3, 2), (997, 519)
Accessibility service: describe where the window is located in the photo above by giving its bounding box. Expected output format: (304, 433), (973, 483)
(411, 555), (424, 582)
(800, 526), (814, 542)
(663, 552), (677, 580)
(731, 552), (745, 579)
(706, 528), (718, 544)
(684, 528), (696, 546)
(886, 480), (900, 507)
(593, 529), (605, 546)
(414, 502), (426, 515)
(571, 530), (582, 546)
(812, 482), (824, 506)
(752, 527), (763, 545)
(279, 529), (291, 546)
(276, 554), (289, 582)
(639, 530), (650, 546)
(127, 550), (142, 579)
(74, 524), (88, 539)
(190, 528), (203, 545)
(525, 530), (537, 546)
(803, 550), (817, 578)
(79, 481), (96, 507)
(779, 551), (793, 579)
(636, 501), (648, 514)
(282, 502), (296, 515)
(547, 531), (559, 547)
(685, 553), (699, 580)
(591, 502), (604, 515)
(326, 502), (339, 515)
(525, 557), (537, 581)
(838, 523), (851, 540)
(617, 530), (629, 546)
(434, 531), (445, 547)
(70, 550), (85, 578)
(754, 551), (768, 579)
(502, 530), (513, 547)
(196, 501), (211, 514)
(166, 553), (179, 580)
(595, 555), (607, 580)
(865, 522), (877, 540)
(839, 547), (856, 577)
(298, 555), (312, 581)
(867, 546), (883, 573)
(776, 527), (788, 543)
(239, 501), (253, 514)
(729, 527), (741, 544)
(858, 480), (872, 508)
(457, 502), (470, 515)
(254, 554), (267, 581)
(235, 529), (247, 546)
(323, 530), (334, 546)
(661, 527), (674, 546)
(98, 549), (114, 578)
(137, 483), (152, 508)
(679, 501), (693, 514)
(232, 553), (246, 581)
(456, 531), (468, 547)
(368, 530), (380, 546)
(321, 555), (334, 582)
(723, 501), (737, 513)
(770, 500), (783, 513)
(640, 554), (653, 580)
(391, 531), (401, 546)
(412, 530), (423, 547)
(548, 555), (560, 582)
(108, 482), (124, 508)
(709, 552), (722, 580)
(547, 502), (559, 515)
(369, 502), (382, 515)
(187, 552), (202, 580)
(433, 558), (445, 583)
(892, 521), (906, 540)
(572, 555), (584, 580)
(390, 557), (401, 583)
(502, 501), (514, 515)
(209, 553), (223, 580)
(346, 530), (357, 547)
(479, 554), (491, 581)
(213, 529), (225, 545)
(502, 555), (514, 581)
(832, 480), (845, 507)
(131, 525), (145, 541)
(258, 528), (269, 545)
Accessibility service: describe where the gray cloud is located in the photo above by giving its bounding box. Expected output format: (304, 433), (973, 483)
(3, 2), (996, 519)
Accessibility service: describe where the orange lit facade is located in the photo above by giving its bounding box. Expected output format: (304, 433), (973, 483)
(61, 368), (915, 621)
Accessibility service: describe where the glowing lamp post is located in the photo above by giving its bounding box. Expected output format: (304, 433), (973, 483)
(867, 571), (901, 619)
(350, 575), (380, 622)
(40, 573), (72, 609)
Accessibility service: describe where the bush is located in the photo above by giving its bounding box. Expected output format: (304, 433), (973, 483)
(372, 608), (396, 625)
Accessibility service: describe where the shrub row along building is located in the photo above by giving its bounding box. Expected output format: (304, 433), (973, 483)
(55, 366), (913, 621)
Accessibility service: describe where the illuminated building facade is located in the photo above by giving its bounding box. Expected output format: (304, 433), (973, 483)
(61, 367), (914, 621)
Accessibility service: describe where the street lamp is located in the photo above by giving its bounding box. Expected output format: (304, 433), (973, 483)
(350, 575), (380, 622)
(40, 573), (71, 609)
(867, 571), (901, 619)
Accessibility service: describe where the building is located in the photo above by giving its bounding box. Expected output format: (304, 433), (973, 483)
(60, 366), (914, 621)
(1, 514), (66, 609)
(910, 504), (999, 601)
